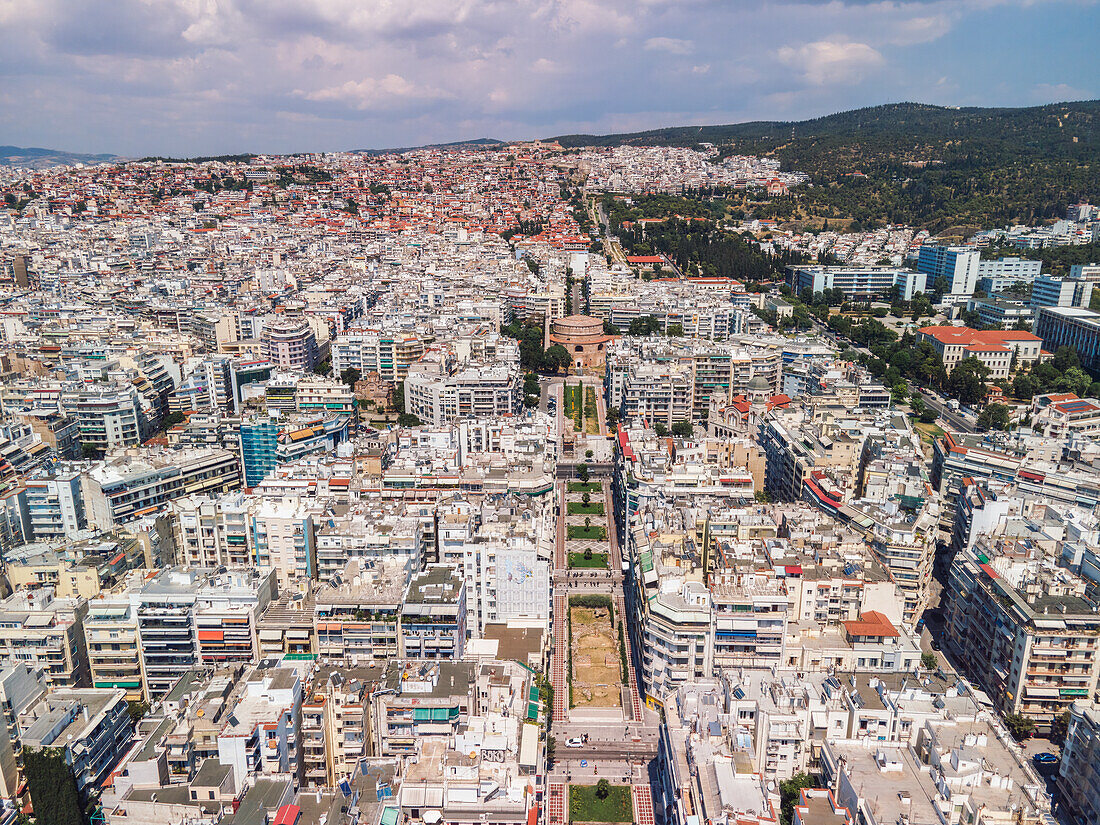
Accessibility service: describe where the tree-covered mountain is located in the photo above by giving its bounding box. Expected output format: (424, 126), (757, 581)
(354, 137), (504, 155)
(0, 145), (118, 169)
(551, 101), (1100, 231)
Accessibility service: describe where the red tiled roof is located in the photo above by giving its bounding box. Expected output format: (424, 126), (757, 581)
(918, 326), (1041, 346)
(843, 610), (899, 638)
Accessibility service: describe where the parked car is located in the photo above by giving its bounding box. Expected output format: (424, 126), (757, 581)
(1033, 753), (1059, 766)
(566, 738), (584, 748)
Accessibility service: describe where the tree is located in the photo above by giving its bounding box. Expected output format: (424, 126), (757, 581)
(523, 372), (540, 396)
(947, 358), (990, 405)
(976, 403), (1011, 431)
(543, 344), (571, 374)
(313, 360), (332, 376)
(546, 735), (556, 767)
(603, 321), (621, 335)
(1012, 372), (1041, 400)
(391, 382), (405, 413)
(667, 323), (684, 337)
(909, 395), (926, 417)
(653, 422), (669, 437)
(671, 420), (693, 437)
(919, 408), (939, 424)
(397, 413), (422, 427)
(585, 449), (593, 458)
(577, 464), (589, 483)
(754, 490), (772, 504)
(23, 747), (87, 825)
(1060, 366), (1092, 396)
(1052, 345), (1081, 372)
(582, 492), (591, 506)
(583, 548), (593, 560)
(128, 699), (150, 723)
(595, 778), (611, 800)
(162, 411), (186, 429)
(779, 773), (815, 825)
(921, 652), (938, 670)
(1005, 713), (1035, 742)
(1050, 711), (1070, 746)
(606, 407), (620, 427)
(340, 367), (361, 388)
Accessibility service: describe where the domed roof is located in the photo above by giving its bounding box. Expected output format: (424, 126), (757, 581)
(555, 314), (600, 327)
(745, 375), (772, 392)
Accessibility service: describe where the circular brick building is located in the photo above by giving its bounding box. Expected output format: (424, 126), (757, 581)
(549, 314), (613, 370)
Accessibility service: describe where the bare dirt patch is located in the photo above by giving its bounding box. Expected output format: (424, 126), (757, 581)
(570, 606), (622, 708)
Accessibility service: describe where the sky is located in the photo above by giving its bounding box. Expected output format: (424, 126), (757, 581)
(0, 0), (1097, 156)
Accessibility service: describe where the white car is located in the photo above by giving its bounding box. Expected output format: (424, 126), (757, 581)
(566, 738), (584, 748)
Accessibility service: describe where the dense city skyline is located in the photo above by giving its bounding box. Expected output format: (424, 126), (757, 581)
(1, 0), (1098, 155)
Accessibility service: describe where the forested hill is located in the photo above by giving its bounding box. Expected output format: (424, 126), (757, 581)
(551, 102), (1100, 230)
(550, 101), (1100, 161)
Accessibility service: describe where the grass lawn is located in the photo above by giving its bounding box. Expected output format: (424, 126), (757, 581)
(567, 501), (605, 516)
(568, 525), (608, 541)
(914, 421), (946, 445)
(569, 784), (633, 823)
(568, 551), (609, 569)
(567, 482), (603, 493)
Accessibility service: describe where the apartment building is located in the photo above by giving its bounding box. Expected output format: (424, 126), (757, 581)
(400, 565), (467, 660)
(944, 549), (1100, 732)
(313, 558), (410, 663)
(330, 331), (426, 383)
(1059, 701), (1100, 825)
(404, 363), (522, 426)
(66, 384), (151, 452)
(89, 567), (277, 700)
(19, 688), (133, 798)
(371, 660), (475, 757)
(24, 466), (86, 540)
(81, 447), (241, 530)
(0, 587), (88, 686)
(260, 318), (319, 371)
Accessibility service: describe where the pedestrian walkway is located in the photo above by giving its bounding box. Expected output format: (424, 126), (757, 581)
(552, 592), (568, 724)
(547, 781), (566, 825)
(632, 783), (655, 825)
(615, 592), (644, 723)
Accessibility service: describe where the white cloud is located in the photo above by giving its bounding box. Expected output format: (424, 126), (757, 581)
(643, 36), (694, 54)
(777, 38), (885, 85)
(300, 75), (452, 109)
(0, 0), (1086, 154)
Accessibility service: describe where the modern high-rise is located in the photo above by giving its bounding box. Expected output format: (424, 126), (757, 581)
(1031, 274), (1094, 309)
(1034, 306), (1100, 371)
(916, 244), (981, 303)
(788, 265), (927, 301)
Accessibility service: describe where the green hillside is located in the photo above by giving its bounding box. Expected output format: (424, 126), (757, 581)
(552, 101), (1100, 231)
